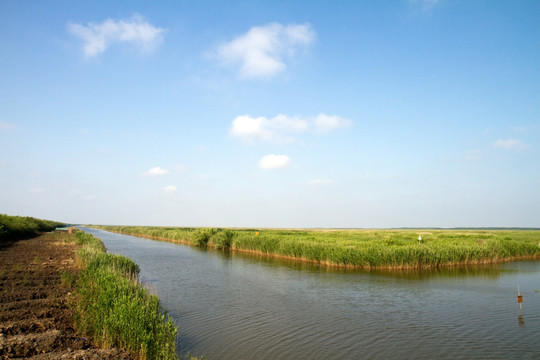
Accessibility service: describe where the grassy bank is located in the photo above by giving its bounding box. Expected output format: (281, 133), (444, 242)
(0, 213), (64, 242)
(70, 230), (178, 360)
(93, 226), (540, 269)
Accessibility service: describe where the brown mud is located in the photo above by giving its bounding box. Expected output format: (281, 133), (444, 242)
(0, 232), (133, 359)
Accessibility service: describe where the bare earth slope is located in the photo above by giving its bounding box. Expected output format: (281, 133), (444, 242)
(0, 232), (132, 359)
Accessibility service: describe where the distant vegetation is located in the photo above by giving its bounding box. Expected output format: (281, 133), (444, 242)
(94, 226), (540, 269)
(0, 214), (64, 241)
(70, 230), (178, 360)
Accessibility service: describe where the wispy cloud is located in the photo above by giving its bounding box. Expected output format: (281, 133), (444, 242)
(68, 15), (166, 57)
(410, 0), (440, 11)
(259, 154), (291, 170)
(164, 185), (177, 193)
(230, 113), (352, 143)
(0, 121), (16, 131)
(308, 179), (334, 185)
(346, 174), (397, 182)
(512, 126), (527, 133)
(465, 149), (481, 161)
(214, 23), (315, 78)
(308, 179), (334, 188)
(493, 138), (528, 151)
(145, 166), (169, 176)
(29, 187), (44, 193)
(314, 114), (353, 133)
(230, 114), (307, 143)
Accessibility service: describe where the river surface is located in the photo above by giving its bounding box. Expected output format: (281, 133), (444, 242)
(81, 228), (540, 359)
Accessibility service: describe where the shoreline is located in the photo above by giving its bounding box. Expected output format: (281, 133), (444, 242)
(72, 230), (178, 359)
(91, 227), (540, 270)
(0, 231), (133, 359)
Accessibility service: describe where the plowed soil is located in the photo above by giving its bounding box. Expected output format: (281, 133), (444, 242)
(0, 232), (133, 359)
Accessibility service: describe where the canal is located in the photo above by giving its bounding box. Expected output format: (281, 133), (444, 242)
(81, 227), (540, 359)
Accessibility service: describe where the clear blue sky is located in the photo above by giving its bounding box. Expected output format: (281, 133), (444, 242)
(1, 0), (539, 228)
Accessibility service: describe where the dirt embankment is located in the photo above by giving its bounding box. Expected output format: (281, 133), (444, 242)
(0, 232), (132, 359)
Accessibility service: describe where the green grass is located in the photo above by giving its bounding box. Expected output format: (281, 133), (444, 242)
(0, 213), (64, 242)
(71, 230), (178, 360)
(93, 226), (540, 269)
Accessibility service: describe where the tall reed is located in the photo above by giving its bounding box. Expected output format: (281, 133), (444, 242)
(95, 226), (540, 269)
(72, 231), (178, 360)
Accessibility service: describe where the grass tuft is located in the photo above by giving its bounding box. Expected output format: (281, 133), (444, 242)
(190, 228), (217, 247)
(211, 229), (236, 249)
(71, 230), (178, 360)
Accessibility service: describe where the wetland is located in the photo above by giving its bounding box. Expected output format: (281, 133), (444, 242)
(84, 227), (540, 360)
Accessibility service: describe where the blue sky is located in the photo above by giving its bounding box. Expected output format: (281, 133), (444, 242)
(1, 0), (539, 228)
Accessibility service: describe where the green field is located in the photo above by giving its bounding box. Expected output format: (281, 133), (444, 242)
(93, 226), (540, 269)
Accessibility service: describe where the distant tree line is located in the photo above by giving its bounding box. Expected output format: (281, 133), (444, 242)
(0, 214), (64, 242)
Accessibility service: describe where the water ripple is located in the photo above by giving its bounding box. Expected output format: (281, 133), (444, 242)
(84, 228), (540, 360)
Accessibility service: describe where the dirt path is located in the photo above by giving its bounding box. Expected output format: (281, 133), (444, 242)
(0, 232), (133, 359)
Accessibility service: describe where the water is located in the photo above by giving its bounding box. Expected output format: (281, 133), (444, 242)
(81, 228), (540, 359)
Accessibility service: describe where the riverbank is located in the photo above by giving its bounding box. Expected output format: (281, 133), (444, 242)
(71, 230), (178, 360)
(0, 214), (63, 243)
(86, 226), (540, 360)
(92, 226), (540, 269)
(0, 231), (133, 359)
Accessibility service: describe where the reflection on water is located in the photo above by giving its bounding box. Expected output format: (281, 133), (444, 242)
(220, 247), (516, 281)
(82, 228), (540, 360)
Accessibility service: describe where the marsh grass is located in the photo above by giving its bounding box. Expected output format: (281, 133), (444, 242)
(72, 231), (178, 360)
(95, 226), (540, 269)
(0, 213), (63, 241)
(211, 229), (236, 249)
(190, 228), (217, 247)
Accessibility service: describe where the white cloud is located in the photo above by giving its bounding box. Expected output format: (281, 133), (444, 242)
(68, 15), (166, 57)
(493, 139), (528, 151)
(0, 121), (16, 131)
(84, 194), (96, 200)
(314, 114), (352, 133)
(215, 23), (315, 78)
(230, 113), (351, 143)
(145, 166), (169, 176)
(230, 115), (271, 139)
(230, 114), (308, 143)
(29, 187), (43, 193)
(259, 154), (291, 170)
(164, 185), (177, 192)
